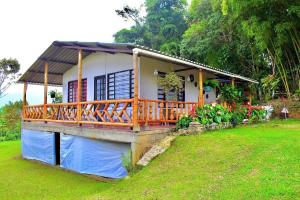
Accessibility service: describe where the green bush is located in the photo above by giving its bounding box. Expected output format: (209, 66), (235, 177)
(176, 115), (193, 129)
(0, 101), (22, 142)
(231, 107), (247, 127)
(248, 108), (267, 123)
(195, 104), (232, 126)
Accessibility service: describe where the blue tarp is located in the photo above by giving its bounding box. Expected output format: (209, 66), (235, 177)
(21, 129), (56, 165)
(60, 134), (130, 179)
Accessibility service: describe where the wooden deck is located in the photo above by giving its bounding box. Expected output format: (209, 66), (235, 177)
(22, 98), (197, 130)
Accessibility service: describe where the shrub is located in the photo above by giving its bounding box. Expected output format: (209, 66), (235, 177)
(195, 104), (232, 126)
(176, 114), (193, 129)
(231, 107), (247, 127)
(248, 108), (267, 122)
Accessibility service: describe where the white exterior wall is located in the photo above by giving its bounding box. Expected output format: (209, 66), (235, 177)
(62, 52), (132, 102)
(140, 56), (217, 103)
(62, 53), (217, 103)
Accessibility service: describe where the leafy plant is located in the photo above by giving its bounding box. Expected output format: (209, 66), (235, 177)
(48, 90), (62, 103)
(176, 114), (193, 129)
(219, 84), (241, 105)
(195, 104), (231, 126)
(204, 79), (219, 89)
(158, 72), (183, 100)
(261, 75), (280, 100)
(0, 101), (22, 141)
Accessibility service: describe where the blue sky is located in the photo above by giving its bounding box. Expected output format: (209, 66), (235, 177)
(0, 0), (144, 106)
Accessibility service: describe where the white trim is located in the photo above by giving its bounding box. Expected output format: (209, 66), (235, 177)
(133, 48), (258, 84)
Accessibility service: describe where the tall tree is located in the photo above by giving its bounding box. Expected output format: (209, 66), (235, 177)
(0, 58), (20, 98)
(114, 0), (188, 56)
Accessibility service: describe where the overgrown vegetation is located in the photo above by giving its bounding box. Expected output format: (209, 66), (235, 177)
(115, 0), (300, 101)
(177, 103), (267, 130)
(0, 101), (22, 141)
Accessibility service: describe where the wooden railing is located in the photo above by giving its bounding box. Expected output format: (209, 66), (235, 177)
(23, 99), (134, 127)
(22, 98), (198, 127)
(138, 99), (198, 125)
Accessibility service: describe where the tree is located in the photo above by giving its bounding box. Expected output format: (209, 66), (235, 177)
(0, 58), (21, 98)
(0, 100), (22, 141)
(114, 0), (188, 56)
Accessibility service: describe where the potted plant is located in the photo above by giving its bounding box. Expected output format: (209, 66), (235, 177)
(204, 79), (219, 92)
(158, 72), (183, 101)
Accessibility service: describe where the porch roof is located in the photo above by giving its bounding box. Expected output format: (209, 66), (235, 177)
(18, 41), (258, 86)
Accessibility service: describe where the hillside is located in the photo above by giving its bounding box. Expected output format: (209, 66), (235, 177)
(0, 119), (299, 200)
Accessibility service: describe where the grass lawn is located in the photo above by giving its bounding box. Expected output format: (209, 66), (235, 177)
(0, 119), (299, 200)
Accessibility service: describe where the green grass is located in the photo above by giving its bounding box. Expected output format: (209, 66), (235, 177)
(0, 119), (300, 200)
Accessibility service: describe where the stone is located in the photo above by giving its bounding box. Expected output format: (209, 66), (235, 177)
(137, 136), (176, 166)
(187, 122), (204, 134)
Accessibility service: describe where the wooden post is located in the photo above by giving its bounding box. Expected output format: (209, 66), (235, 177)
(133, 52), (140, 132)
(231, 78), (235, 87)
(22, 82), (28, 118)
(77, 49), (83, 124)
(43, 62), (48, 122)
(249, 93), (252, 105)
(199, 69), (204, 106)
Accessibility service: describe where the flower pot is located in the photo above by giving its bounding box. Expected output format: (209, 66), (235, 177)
(204, 86), (212, 92)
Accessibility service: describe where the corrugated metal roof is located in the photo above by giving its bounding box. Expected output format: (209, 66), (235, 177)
(18, 41), (258, 85)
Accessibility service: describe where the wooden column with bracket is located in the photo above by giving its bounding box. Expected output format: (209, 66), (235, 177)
(231, 78), (235, 87)
(199, 69), (204, 106)
(22, 81), (28, 118)
(43, 62), (48, 122)
(132, 52), (140, 132)
(77, 49), (83, 124)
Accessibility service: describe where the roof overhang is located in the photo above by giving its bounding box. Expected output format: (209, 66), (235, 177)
(133, 48), (258, 84)
(18, 41), (135, 86)
(18, 41), (258, 86)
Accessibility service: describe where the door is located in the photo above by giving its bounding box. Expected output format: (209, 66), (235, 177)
(94, 75), (106, 100)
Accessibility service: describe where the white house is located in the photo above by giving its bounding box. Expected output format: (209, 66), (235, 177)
(18, 41), (258, 179)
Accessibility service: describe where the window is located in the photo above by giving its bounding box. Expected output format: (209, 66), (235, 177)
(107, 70), (134, 99)
(68, 79), (87, 102)
(94, 75), (106, 100)
(157, 72), (185, 101)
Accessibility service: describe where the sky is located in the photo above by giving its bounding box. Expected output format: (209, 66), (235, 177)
(0, 0), (145, 106)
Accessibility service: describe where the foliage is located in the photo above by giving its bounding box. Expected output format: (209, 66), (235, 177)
(114, 0), (188, 55)
(48, 89), (63, 103)
(203, 79), (219, 89)
(0, 101), (22, 141)
(195, 104), (232, 125)
(176, 114), (193, 129)
(157, 72), (183, 100)
(219, 84), (241, 105)
(248, 108), (267, 123)
(261, 75), (280, 100)
(0, 58), (21, 98)
(230, 106), (247, 127)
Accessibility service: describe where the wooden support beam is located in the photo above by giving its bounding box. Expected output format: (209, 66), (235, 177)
(132, 53), (140, 132)
(249, 93), (252, 105)
(77, 50), (83, 124)
(174, 67), (194, 72)
(231, 78), (235, 87)
(199, 69), (204, 106)
(43, 62), (48, 121)
(22, 82), (28, 118)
